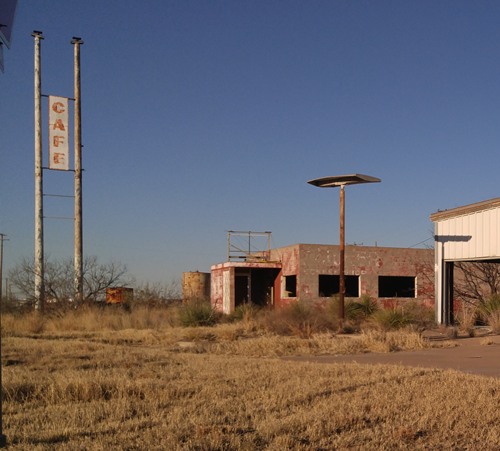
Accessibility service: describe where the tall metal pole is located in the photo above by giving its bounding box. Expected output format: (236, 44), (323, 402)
(338, 185), (345, 330)
(0, 234), (5, 306)
(33, 31), (44, 312)
(0, 233), (7, 447)
(72, 37), (84, 304)
(308, 174), (380, 333)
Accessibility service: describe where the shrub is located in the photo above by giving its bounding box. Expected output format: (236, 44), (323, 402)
(227, 303), (260, 323)
(370, 309), (411, 331)
(400, 300), (435, 329)
(344, 300), (365, 321)
(479, 294), (500, 333)
(358, 294), (379, 316)
(455, 302), (477, 337)
(480, 294), (500, 315)
(178, 299), (219, 327)
(259, 301), (337, 338)
(345, 295), (379, 322)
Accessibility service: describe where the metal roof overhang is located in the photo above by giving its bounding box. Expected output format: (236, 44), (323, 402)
(430, 197), (500, 222)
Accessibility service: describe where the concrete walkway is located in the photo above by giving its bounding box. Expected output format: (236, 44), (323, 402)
(284, 335), (500, 378)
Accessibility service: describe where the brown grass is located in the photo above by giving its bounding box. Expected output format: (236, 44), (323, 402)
(2, 307), (500, 449)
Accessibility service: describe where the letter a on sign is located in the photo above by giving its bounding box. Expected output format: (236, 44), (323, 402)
(48, 96), (69, 170)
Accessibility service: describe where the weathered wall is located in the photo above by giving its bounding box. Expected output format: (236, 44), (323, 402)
(271, 244), (434, 306)
(211, 264), (228, 313)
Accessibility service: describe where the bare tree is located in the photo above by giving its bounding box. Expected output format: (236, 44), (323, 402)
(83, 256), (131, 302)
(133, 280), (182, 305)
(8, 255), (130, 308)
(454, 261), (500, 305)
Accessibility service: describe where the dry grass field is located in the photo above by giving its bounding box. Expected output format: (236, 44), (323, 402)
(2, 306), (500, 450)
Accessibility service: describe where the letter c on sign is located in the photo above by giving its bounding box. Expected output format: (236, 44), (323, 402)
(52, 102), (65, 114)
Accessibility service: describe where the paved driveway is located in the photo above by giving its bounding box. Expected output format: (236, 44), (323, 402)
(284, 336), (500, 378)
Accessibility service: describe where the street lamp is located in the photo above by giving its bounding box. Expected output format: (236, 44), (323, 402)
(307, 174), (381, 331)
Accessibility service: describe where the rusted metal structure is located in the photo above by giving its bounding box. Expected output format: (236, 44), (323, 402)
(105, 287), (134, 305)
(227, 230), (272, 262)
(211, 243), (433, 314)
(431, 198), (500, 325)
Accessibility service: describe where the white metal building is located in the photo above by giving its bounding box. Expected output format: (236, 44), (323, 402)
(430, 198), (500, 324)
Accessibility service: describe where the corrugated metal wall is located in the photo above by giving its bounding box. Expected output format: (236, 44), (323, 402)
(435, 207), (500, 260)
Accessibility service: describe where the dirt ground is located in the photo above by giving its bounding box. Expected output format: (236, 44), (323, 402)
(284, 332), (500, 378)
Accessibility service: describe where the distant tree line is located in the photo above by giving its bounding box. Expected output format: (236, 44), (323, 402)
(7, 256), (130, 309)
(6, 255), (182, 311)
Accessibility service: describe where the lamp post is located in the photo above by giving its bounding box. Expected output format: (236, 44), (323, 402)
(308, 174), (381, 331)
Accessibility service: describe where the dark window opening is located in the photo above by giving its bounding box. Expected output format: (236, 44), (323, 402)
(285, 275), (297, 297)
(378, 276), (415, 298)
(318, 275), (359, 297)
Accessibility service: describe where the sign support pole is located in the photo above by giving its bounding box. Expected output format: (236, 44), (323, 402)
(72, 37), (84, 304)
(0, 233), (7, 447)
(33, 30), (44, 311)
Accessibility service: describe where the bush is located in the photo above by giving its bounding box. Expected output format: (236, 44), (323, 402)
(400, 300), (435, 329)
(178, 299), (219, 327)
(455, 302), (477, 337)
(479, 294), (500, 333)
(370, 309), (411, 331)
(345, 295), (379, 322)
(227, 303), (261, 323)
(259, 301), (337, 338)
(358, 294), (379, 316)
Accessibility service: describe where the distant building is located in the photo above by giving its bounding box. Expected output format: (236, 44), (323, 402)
(211, 243), (434, 314)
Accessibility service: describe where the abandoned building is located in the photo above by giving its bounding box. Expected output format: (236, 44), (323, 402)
(431, 197), (500, 325)
(210, 237), (434, 314)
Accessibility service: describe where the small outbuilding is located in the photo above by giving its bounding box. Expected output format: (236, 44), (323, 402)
(431, 197), (500, 325)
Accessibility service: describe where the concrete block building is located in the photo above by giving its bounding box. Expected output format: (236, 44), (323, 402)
(211, 243), (434, 314)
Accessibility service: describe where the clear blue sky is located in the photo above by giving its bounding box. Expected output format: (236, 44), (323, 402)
(2, 1), (500, 286)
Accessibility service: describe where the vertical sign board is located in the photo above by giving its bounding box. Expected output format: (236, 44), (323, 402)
(48, 96), (69, 170)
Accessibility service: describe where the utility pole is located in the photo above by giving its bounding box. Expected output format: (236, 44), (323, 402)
(72, 37), (83, 304)
(33, 30), (44, 311)
(0, 233), (8, 447)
